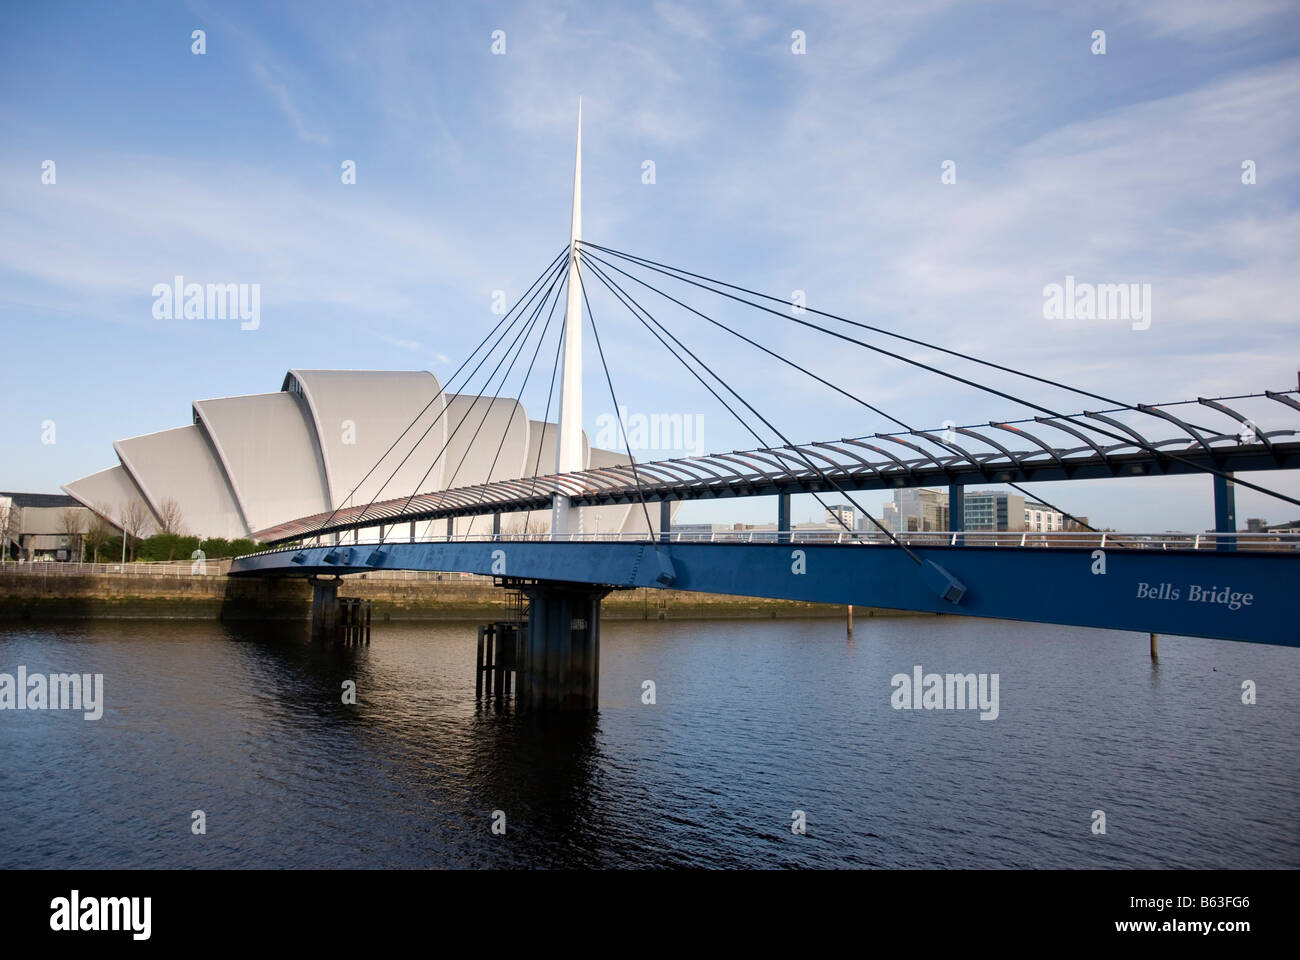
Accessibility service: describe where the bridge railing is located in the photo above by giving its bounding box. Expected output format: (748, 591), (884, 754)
(0, 559), (498, 580)
(238, 530), (1300, 560)
(0, 558), (234, 577)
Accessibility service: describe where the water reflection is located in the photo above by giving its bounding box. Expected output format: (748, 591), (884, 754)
(0, 616), (1296, 869)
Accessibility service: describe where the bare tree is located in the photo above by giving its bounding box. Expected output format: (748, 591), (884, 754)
(59, 508), (85, 561)
(84, 504), (115, 563)
(156, 497), (185, 536)
(119, 501), (151, 562)
(503, 514), (550, 537)
(0, 498), (20, 563)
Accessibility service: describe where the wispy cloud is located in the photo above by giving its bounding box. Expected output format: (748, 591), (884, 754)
(250, 62), (330, 145)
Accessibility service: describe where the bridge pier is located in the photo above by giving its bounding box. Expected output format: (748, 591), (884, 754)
(516, 580), (612, 710)
(309, 576), (342, 641)
(777, 493), (791, 544)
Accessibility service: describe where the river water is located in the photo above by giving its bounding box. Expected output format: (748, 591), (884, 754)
(0, 616), (1295, 869)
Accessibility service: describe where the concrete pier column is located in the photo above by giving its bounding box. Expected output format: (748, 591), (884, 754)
(517, 580), (611, 710)
(310, 576), (342, 641)
(660, 499), (671, 543)
(777, 493), (792, 544)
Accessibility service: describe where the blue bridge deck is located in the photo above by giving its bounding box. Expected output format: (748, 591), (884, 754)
(231, 533), (1300, 647)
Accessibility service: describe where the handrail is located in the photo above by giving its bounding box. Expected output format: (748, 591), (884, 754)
(222, 529), (1300, 562)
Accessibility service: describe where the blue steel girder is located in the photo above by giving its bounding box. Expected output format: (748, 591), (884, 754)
(230, 540), (1300, 647)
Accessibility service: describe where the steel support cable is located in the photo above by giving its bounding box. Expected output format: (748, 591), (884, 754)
(573, 258), (659, 544)
(584, 249), (1119, 541)
(588, 240), (1286, 499)
(581, 242), (1300, 510)
(581, 248), (1000, 480)
(360, 252), (569, 531)
(522, 281), (571, 536)
(438, 261), (566, 496)
(582, 255), (924, 563)
(371, 255), (569, 538)
(348, 252), (569, 534)
(582, 250), (911, 432)
(307, 247), (567, 541)
(463, 267), (569, 537)
(582, 247), (1055, 530)
(580, 241), (1231, 438)
(312, 253), (567, 543)
(582, 254), (982, 554)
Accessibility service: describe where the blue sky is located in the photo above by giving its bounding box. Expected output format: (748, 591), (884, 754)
(2, 0), (1298, 530)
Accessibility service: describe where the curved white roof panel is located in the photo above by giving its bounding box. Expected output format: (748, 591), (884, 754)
(62, 464), (156, 532)
(586, 447), (637, 535)
(193, 391), (330, 535)
(285, 369), (449, 511)
(440, 395), (531, 489)
(68, 368), (664, 542)
(114, 425), (249, 539)
(523, 419), (591, 478)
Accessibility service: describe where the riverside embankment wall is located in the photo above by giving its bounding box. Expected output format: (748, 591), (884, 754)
(0, 570), (929, 622)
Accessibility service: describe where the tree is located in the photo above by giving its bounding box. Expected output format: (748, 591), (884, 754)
(119, 501), (151, 562)
(59, 508), (85, 561)
(0, 498), (19, 563)
(504, 514), (549, 537)
(84, 504), (115, 563)
(157, 497), (185, 536)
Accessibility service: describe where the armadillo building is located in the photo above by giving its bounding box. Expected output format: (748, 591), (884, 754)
(63, 369), (657, 542)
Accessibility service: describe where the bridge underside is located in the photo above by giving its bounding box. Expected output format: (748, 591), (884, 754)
(230, 541), (1298, 647)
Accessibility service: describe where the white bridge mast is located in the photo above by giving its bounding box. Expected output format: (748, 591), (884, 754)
(553, 98), (584, 537)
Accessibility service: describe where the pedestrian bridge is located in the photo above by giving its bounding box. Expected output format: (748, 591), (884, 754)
(230, 530), (1300, 647)
(228, 110), (1300, 706)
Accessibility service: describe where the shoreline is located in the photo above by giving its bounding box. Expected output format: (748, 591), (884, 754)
(0, 571), (934, 623)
